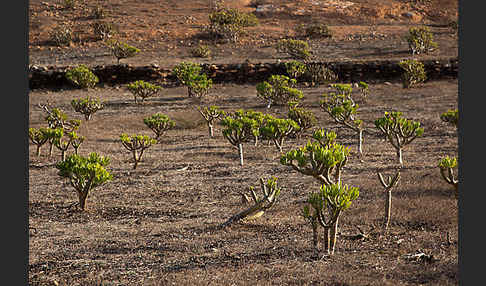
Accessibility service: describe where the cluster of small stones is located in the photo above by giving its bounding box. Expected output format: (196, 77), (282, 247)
(29, 58), (458, 89)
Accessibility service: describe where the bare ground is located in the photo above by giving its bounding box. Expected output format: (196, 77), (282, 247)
(29, 0), (458, 285)
(29, 79), (458, 285)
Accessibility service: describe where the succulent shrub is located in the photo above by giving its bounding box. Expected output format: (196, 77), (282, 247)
(143, 113), (176, 141)
(222, 177), (281, 227)
(438, 156), (458, 198)
(71, 96), (104, 120)
(172, 62), (213, 98)
(68, 131), (85, 155)
(297, 23), (332, 39)
(120, 134), (157, 170)
(126, 80), (162, 103)
(220, 114), (260, 166)
(65, 64), (99, 89)
(305, 182), (359, 255)
(320, 83), (365, 155)
(41, 105), (80, 132)
(197, 105), (226, 137)
(191, 44), (211, 58)
(440, 109), (458, 127)
(357, 81), (369, 98)
(377, 171), (401, 230)
(49, 24), (73, 46)
(232, 109), (269, 146)
(399, 59), (427, 88)
(29, 127), (50, 157)
(374, 111), (424, 165)
(284, 60), (307, 80)
(105, 39), (140, 64)
(302, 62), (337, 86)
(56, 153), (112, 210)
(256, 75), (303, 108)
(276, 39), (311, 60)
(287, 102), (317, 138)
(259, 116), (300, 153)
(92, 21), (116, 41)
(405, 26), (438, 55)
(280, 129), (349, 185)
(207, 8), (258, 42)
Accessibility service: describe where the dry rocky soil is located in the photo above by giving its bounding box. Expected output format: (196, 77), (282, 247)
(29, 0), (459, 285)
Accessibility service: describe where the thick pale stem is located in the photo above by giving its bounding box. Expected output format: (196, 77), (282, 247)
(208, 123), (214, 137)
(238, 143), (244, 166)
(329, 216), (339, 255)
(49, 143), (54, 157)
(133, 150), (139, 169)
(358, 129), (363, 156)
(36, 146), (41, 157)
(78, 190), (89, 211)
(397, 148), (403, 165)
(385, 190), (392, 230)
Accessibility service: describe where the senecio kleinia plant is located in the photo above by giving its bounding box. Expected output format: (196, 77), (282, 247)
(399, 59), (427, 88)
(374, 111), (424, 165)
(284, 60), (307, 80)
(56, 153), (112, 211)
(120, 134), (157, 169)
(256, 75), (303, 108)
(105, 39), (140, 64)
(222, 177), (281, 228)
(276, 39), (311, 60)
(280, 129), (349, 185)
(287, 102), (317, 138)
(172, 62), (212, 98)
(377, 170), (401, 230)
(207, 8), (258, 42)
(440, 109), (458, 127)
(127, 80), (162, 103)
(29, 127), (50, 157)
(40, 104), (81, 132)
(406, 26), (438, 55)
(438, 156), (458, 198)
(320, 83), (365, 155)
(71, 96), (104, 120)
(221, 113), (260, 166)
(259, 116), (300, 153)
(143, 113), (175, 141)
(197, 105), (226, 137)
(304, 182), (359, 255)
(65, 64), (99, 89)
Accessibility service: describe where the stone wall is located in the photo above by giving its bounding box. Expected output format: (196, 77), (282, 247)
(28, 57), (458, 90)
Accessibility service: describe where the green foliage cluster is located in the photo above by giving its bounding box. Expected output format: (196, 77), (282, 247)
(256, 75), (303, 108)
(126, 80), (162, 103)
(438, 156), (458, 197)
(105, 39), (140, 64)
(29, 127), (50, 157)
(287, 102), (317, 138)
(320, 83), (364, 155)
(440, 109), (458, 127)
(302, 62), (337, 86)
(71, 96), (104, 120)
(276, 39), (311, 60)
(56, 153), (112, 210)
(120, 134), (157, 169)
(143, 113), (176, 141)
(374, 111), (424, 165)
(399, 59), (427, 88)
(197, 105), (226, 137)
(191, 45), (211, 58)
(284, 60), (307, 80)
(207, 8), (258, 42)
(172, 62), (212, 98)
(406, 26), (438, 55)
(65, 64), (99, 89)
(259, 117), (300, 153)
